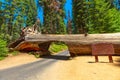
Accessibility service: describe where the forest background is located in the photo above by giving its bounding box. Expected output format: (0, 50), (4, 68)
(0, 0), (120, 58)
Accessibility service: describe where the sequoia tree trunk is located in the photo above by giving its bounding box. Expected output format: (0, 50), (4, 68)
(9, 33), (120, 56)
(25, 33), (120, 55)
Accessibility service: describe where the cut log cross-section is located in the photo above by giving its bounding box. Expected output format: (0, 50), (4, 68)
(8, 33), (120, 56)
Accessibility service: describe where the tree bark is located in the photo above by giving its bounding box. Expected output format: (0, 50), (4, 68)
(9, 33), (120, 56)
(25, 33), (120, 55)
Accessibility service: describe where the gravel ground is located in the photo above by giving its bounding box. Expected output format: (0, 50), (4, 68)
(0, 53), (120, 80)
(36, 56), (120, 80)
(0, 53), (40, 70)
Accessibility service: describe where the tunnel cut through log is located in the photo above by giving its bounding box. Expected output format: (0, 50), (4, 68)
(8, 33), (120, 57)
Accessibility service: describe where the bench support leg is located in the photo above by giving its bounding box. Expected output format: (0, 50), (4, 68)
(95, 55), (99, 62)
(108, 55), (113, 63)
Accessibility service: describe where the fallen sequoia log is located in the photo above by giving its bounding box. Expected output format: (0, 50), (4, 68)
(8, 33), (120, 56)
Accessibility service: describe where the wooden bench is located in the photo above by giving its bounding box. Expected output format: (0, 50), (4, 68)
(92, 43), (115, 63)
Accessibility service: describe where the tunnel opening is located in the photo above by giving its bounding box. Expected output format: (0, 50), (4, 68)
(49, 42), (68, 54)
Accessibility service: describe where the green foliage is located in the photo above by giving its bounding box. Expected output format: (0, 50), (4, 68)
(28, 51), (41, 58)
(0, 37), (8, 58)
(106, 8), (120, 32)
(87, 0), (120, 33)
(10, 51), (19, 56)
(1, 0), (120, 47)
(0, 0), (37, 43)
(56, 15), (67, 34)
(34, 54), (41, 58)
(49, 42), (68, 53)
(73, 0), (120, 34)
(40, 0), (66, 34)
(28, 52), (34, 55)
(25, 0), (37, 26)
(73, 0), (87, 34)
(0, 57), (5, 60)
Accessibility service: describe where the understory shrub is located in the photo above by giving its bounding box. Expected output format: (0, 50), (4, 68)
(0, 38), (8, 58)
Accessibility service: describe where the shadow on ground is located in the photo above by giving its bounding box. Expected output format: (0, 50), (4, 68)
(88, 61), (110, 63)
(101, 55), (120, 67)
(114, 57), (120, 63)
(41, 55), (71, 60)
(113, 57), (120, 67)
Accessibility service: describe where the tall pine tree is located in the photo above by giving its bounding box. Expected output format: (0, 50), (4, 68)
(73, 0), (120, 34)
(0, 0), (37, 42)
(39, 0), (66, 34)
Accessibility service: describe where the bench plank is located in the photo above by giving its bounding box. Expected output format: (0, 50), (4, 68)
(92, 43), (114, 63)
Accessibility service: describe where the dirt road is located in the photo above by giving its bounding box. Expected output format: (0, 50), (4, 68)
(0, 53), (40, 70)
(37, 55), (120, 80)
(0, 51), (120, 80)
